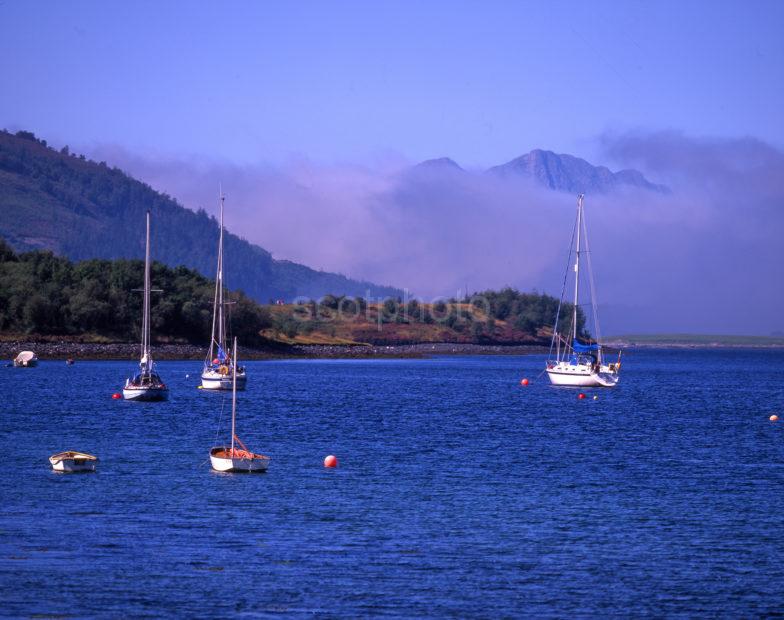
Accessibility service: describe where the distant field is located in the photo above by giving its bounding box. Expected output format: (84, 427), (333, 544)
(606, 333), (784, 346)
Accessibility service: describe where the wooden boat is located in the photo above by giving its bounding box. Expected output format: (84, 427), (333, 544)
(209, 338), (269, 473)
(201, 192), (247, 391)
(122, 210), (168, 402)
(13, 351), (38, 367)
(49, 451), (97, 472)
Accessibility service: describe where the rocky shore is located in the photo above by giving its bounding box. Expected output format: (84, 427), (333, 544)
(0, 340), (547, 361)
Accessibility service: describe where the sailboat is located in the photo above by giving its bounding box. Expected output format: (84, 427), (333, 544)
(201, 193), (247, 391)
(122, 210), (169, 401)
(209, 338), (270, 473)
(546, 194), (621, 387)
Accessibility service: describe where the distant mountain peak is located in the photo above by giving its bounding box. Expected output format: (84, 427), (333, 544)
(412, 157), (464, 172)
(488, 148), (668, 194)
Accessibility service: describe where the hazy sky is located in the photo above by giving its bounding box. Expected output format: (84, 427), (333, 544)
(1, 2), (782, 334)
(1, 1), (782, 167)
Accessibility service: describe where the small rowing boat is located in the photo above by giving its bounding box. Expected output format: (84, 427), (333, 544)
(49, 451), (98, 472)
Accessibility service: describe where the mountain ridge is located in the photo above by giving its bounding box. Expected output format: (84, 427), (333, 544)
(408, 149), (667, 193)
(486, 148), (668, 194)
(0, 130), (402, 302)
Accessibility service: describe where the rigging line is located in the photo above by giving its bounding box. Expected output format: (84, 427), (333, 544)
(581, 205), (603, 348)
(214, 392), (227, 446)
(549, 211), (579, 359)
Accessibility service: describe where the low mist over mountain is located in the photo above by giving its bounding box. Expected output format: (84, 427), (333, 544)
(0, 130), (401, 302)
(89, 132), (783, 336)
(487, 149), (669, 194)
(4, 128), (782, 335)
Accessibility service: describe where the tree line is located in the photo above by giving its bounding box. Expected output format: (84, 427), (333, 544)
(0, 240), (271, 344)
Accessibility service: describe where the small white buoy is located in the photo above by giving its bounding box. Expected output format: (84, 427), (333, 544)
(186, 374), (190, 378)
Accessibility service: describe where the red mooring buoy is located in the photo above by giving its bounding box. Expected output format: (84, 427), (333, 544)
(521, 378), (529, 386)
(112, 393), (122, 400)
(578, 393), (586, 400)
(324, 455), (338, 468)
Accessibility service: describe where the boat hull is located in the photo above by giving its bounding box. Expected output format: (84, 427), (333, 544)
(13, 359), (38, 368)
(49, 452), (97, 472)
(201, 370), (247, 391)
(210, 447), (269, 473)
(546, 364), (619, 387)
(122, 386), (169, 401)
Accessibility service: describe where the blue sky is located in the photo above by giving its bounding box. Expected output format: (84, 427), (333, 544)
(1, 1), (782, 167)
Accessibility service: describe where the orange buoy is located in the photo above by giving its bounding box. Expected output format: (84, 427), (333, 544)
(324, 455), (338, 468)
(771, 414), (779, 422)
(521, 378), (529, 386)
(578, 393), (586, 400)
(112, 393), (122, 400)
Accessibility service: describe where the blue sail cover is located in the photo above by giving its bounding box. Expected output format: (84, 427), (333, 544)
(573, 339), (600, 353)
(217, 344), (227, 362)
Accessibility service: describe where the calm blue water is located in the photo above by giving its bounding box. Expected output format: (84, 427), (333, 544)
(1, 349), (783, 617)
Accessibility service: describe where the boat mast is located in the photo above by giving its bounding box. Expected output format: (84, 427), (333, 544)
(142, 209), (152, 370)
(218, 193), (225, 354)
(572, 194), (583, 345)
(230, 337), (237, 455)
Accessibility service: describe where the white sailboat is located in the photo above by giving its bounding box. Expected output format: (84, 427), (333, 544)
(201, 193), (247, 391)
(546, 194), (621, 388)
(209, 338), (269, 473)
(122, 210), (169, 401)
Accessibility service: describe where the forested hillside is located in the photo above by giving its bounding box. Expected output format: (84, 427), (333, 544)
(0, 240), (270, 344)
(0, 241), (584, 347)
(0, 129), (401, 302)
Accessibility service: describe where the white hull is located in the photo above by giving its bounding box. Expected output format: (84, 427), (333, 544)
(49, 452), (97, 472)
(122, 386), (169, 401)
(210, 448), (269, 473)
(201, 370), (247, 391)
(13, 351), (38, 367)
(546, 363), (619, 387)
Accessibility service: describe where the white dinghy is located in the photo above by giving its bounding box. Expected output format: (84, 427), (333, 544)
(13, 351), (38, 367)
(545, 194), (621, 388)
(209, 338), (269, 473)
(49, 451), (97, 472)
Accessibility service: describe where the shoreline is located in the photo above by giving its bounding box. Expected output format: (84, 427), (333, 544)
(3, 340), (782, 363)
(0, 340), (549, 361)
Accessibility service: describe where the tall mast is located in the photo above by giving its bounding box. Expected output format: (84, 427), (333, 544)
(142, 209), (152, 368)
(217, 193), (225, 351)
(230, 337), (237, 454)
(573, 194), (583, 344)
